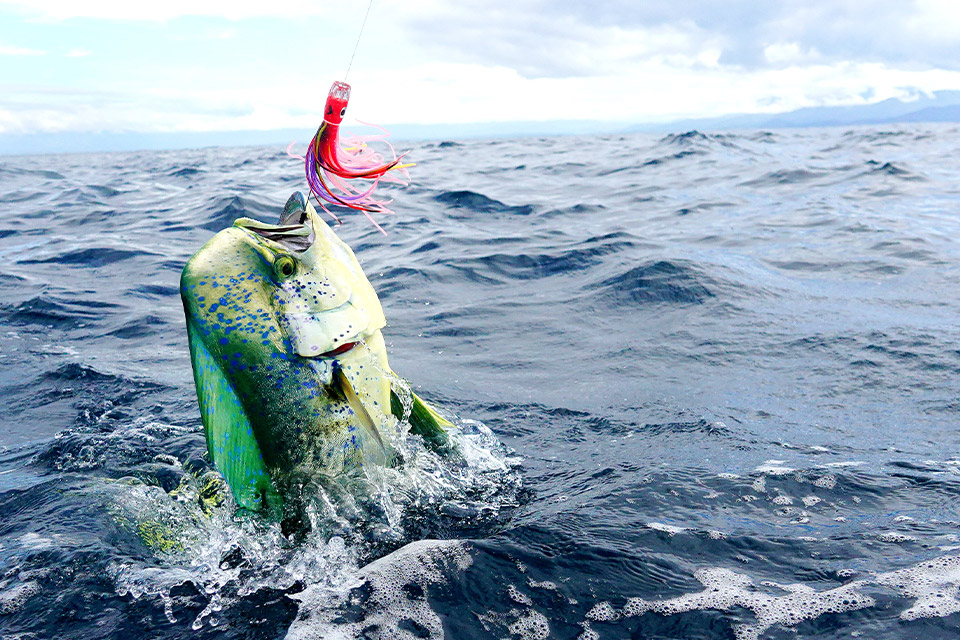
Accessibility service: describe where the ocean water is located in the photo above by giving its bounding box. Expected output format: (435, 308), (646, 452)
(2, 125), (960, 639)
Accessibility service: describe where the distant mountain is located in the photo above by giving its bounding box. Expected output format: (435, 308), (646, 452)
(2, 91), (960, 156)
(629, 90), (960, 133)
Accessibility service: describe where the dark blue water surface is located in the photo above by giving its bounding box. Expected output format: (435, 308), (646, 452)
(3, 125), (960, 639)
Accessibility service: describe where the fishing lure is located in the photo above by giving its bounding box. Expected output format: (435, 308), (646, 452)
(301, 81), (412, 234)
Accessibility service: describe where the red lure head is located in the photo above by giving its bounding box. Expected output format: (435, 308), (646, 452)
(323, 81), (351, 125)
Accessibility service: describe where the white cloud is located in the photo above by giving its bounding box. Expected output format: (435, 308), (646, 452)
(0, 0), (342, 21)
(394, 1), (960, 74)
(763, 42), (821, 65)
(4, 58), (960, 136)
(393, 4), (721, 78)
(2, 0), (960, 136)
(0, 44), (44, 55)
(909, 0), (960, 42)
(65, 49), (90, 57)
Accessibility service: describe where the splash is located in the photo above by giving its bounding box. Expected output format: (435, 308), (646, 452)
(607, 568), (875, 640)
(877, 555), (960, 620)
(576, 554), (960, 639)
(286, 539), (472, 640)
(97, 408), (520, 633)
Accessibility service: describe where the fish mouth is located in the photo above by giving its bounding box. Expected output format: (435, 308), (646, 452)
(319, 341), (357, 357)
(283, 292), (368, 358)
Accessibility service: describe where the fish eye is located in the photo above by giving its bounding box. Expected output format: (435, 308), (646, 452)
(339, 107), (346, 118)
(273, 255), (297, 280)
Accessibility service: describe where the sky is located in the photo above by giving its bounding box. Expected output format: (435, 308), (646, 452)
(1, 0), (960, 138)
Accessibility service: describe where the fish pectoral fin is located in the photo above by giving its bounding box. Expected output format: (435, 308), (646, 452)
(335, 365), (388, 458)
(187, 320), (283, 519)
(389, 385), (452, 450)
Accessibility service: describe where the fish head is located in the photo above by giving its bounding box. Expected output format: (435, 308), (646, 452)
(182, 191), (386, 358)
(323, 81), (351, 125)
(180, 192), (392, 515)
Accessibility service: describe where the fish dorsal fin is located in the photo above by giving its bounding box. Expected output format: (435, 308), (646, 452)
(280, 191), (308, 225)
(186, 320), (282, 519)
(334, 365), (388, 464)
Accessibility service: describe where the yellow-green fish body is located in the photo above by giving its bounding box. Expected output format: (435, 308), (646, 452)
(180, 192), (448, 520)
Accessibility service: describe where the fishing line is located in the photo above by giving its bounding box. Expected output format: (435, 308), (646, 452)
(299, 0), (410, 232)
(344, 0), (374, 82)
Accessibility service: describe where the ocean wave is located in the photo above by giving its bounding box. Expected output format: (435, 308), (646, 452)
(1, 123), (960, 639)
(433, 189), (536, 216)
(586, 259), (716, 305)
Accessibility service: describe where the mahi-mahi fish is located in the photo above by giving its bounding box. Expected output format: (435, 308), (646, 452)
(180, 192), (450, 521)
